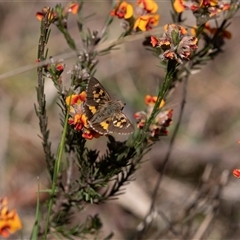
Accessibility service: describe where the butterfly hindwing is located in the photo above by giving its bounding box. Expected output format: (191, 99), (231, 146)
(109, 112), (134, 134)
(88, 113), (134, 135)
(88, 116), (112, 135)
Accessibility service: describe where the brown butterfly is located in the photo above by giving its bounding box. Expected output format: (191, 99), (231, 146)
(83, 77), (134, 135)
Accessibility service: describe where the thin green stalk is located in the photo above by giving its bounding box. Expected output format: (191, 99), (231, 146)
(150, 75), (188, 209)
(43, 95), (72, 239)
(30, 177), (41, 239)
(134, 62), (176, 147)
(135, 74), (189, 240)
(58, 26), (77, 50)
(36, 9), (55, 177)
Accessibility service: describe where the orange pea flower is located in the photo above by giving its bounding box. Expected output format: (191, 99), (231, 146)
(145, 95), (165, 108)
(36, 3), (79, 21)
(173, 0), (186, 13)
(67, 3), (79, 14)
(0, 198), (22, 238)
(134, 95), (173, 139)
(66, 91), (102, 140)
(134, 14), (160, 31)
(36, 7), (55, 21)
(66, 92), (86, 106)
(111, 1), (134, 19)
(111, 0), (160, 32)
(233, 169), (240, 178)
(136, 0), (158, 14)
(66, 92), (88, 131)
(82, 129), (101, 140)
(173, 0), (232, 18)
(150, 36), (159, 47)
(193, 23), (232, 39)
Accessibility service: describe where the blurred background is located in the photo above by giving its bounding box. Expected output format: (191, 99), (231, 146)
(1, 0), (240, 239)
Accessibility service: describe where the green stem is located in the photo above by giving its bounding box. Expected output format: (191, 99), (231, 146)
(43, 95), (72, 239)
(134, 60), (176, 146)
(30, 178), (41, 239)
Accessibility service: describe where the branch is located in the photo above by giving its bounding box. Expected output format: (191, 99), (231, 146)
(135, 74), (189, 239)
(35, 10), (55, 176)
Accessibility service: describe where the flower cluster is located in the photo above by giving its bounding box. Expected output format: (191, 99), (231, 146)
(111, 0), (160, 32)
(192, 22), (231, 53)
(173, 0), (231, 18)
(134, 95), (173, 139)
(192, 22), (231, 39)
(151, 24), (198, 63)
(66, 92), (101, 140)
(39, 58), (65, 85)
(0, 198), (22, 238)
(173, 0), (240, 24)
(36, 2), (79, 24)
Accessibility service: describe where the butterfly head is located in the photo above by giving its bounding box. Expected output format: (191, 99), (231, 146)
(116, 100), (126, 111)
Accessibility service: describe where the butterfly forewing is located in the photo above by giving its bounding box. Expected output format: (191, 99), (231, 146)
(85, 77), (111, 106)
(84, 77), (134, 135)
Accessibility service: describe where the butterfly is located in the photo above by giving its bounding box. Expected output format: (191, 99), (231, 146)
(83, 77), (134, 135)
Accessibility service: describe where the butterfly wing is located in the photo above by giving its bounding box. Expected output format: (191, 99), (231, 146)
(84, 77), (111, 125)
(87, 116), (113, 135)
(84, 77), (134, 135)
(109, 112), (134, 134)
(88, 112), (134, 135)
(85, 77), (111, 107)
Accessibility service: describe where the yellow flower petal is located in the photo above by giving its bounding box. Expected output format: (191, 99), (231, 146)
(65, 95), (76, 106)
(173, 0), (185, 13)
(151, 1), (158, 13)
(146, 0), (158, 13)
(112, 1), (133, 19)
(134, 15), (160, 31)
(6, 210), (22, 234)
(0, 198), (22, 238)
(137, 0), (158, 13)
(210, 0), (218, 6)
(125, 3), (133, 18)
